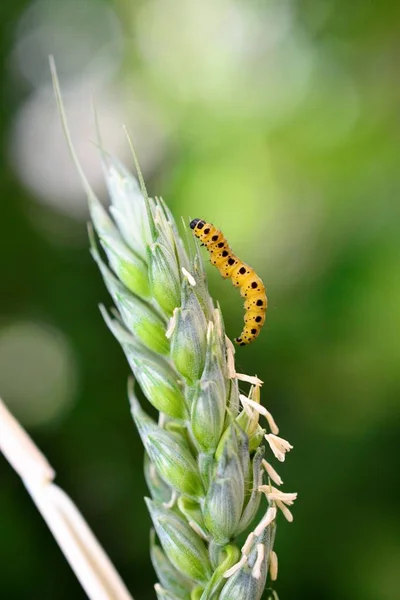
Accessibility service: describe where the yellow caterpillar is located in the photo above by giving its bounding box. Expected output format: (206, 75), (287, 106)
(190, 218), (267, 345)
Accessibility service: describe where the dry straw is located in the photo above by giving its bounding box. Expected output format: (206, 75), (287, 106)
(0, 396), (133, 600)
(1, 58), (297, 600)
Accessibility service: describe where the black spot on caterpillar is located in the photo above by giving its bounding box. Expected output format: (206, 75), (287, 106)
(190, 218), (267, 345)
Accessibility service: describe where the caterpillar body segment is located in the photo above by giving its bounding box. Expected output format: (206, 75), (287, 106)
(189, 218), (267, 346)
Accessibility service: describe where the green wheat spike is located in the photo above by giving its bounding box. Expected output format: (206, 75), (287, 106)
(50, 56), (296, 600)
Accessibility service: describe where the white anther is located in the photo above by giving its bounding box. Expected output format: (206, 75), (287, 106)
(254, 506), (277, 537)
(223, 555), (247, 578)
(259, 485), (297, 506)
(239, 395), (279, 434)
(241, 532), (256, 556)
(235, 372), (263, 386)
(181, 267), (196, 286)
(275, 499), (294, 522)
(265, 434), (293, 462)
(251, 544), (265, 580)
(262, 459), (283, 486)
(270, 550), (278, 581)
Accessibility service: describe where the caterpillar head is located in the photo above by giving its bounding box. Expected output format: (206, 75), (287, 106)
(190, 218), (205, 230)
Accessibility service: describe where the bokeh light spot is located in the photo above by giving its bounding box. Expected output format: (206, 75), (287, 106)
(0, 321), (78, 427)
(135, 0), (312, 120)
(8, 83), (128, 220)
(10, 0), (123, 89)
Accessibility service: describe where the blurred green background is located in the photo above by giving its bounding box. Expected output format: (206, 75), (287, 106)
(1, 0), (399, 598)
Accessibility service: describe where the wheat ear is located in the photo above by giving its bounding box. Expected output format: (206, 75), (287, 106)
(50, 57), (297, 600)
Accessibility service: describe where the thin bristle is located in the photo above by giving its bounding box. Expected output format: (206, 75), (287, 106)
(122, 125), (157, 242)
(122, 125), (149, 200)
(49, 56), (96, 203)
